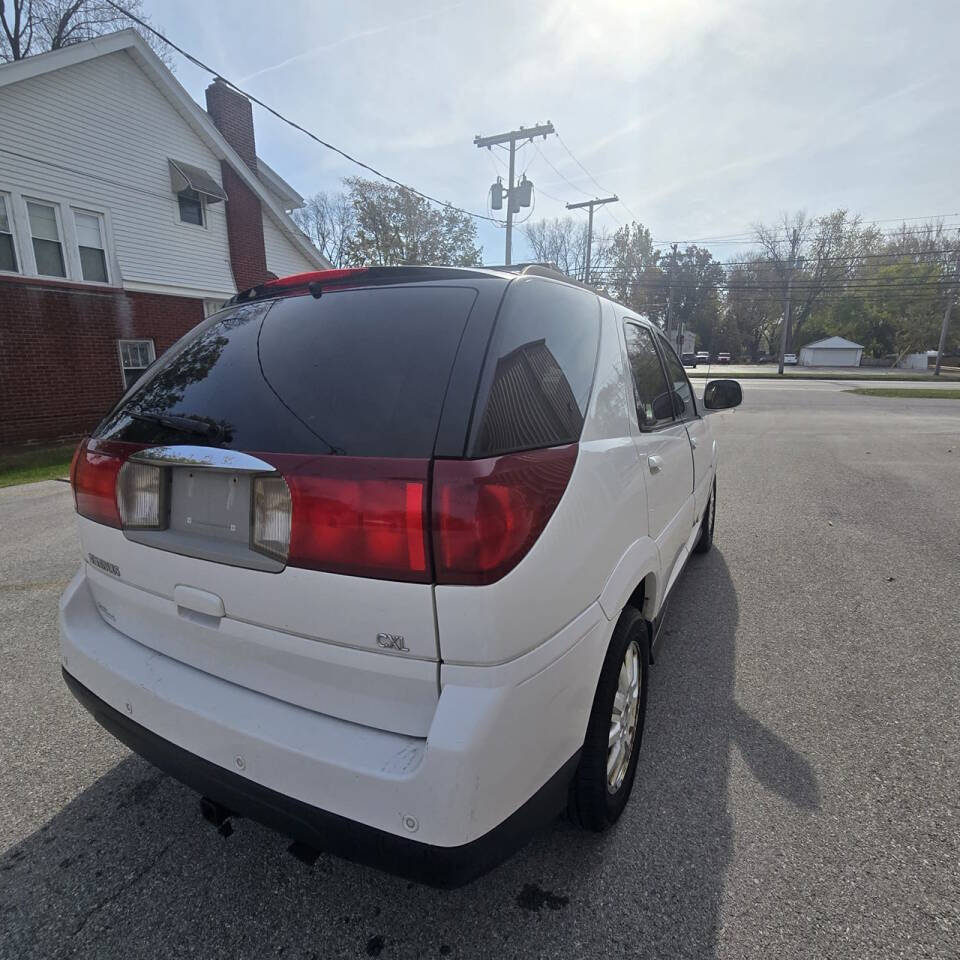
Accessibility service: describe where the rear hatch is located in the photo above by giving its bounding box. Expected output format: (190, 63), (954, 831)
(74, 278), (493, 737)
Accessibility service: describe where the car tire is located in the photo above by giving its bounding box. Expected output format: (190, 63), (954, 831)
(693, 480), (716, 555)
(568, 607), (649, 831)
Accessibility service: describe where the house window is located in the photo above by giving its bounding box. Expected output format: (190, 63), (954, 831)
(27, 200), (66, 277)
(118, 339), (156, 390)
(74, 209), (109, 283)
(177, 189), (204, 226)
(0, 194), (18, 272)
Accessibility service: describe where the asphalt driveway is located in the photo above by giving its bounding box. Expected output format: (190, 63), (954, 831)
(1, 380), (957, 959)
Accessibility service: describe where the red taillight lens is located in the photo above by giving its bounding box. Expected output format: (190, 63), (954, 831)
(263, 455), (430, 582)
(432, 443), (578, 585)
(71, 438), (126, 528)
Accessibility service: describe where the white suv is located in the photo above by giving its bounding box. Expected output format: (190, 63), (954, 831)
(60, 265), (742, 886)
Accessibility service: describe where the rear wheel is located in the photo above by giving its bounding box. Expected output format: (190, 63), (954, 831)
(693, 479), (716, 555)
(568, 607), (649, 831)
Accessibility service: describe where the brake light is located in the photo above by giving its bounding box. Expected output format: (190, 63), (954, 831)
(71, 439), (126, 528)
(432, 444), (578, 585)
(261, 268), (369, 295)
(262, 455), (430, 582)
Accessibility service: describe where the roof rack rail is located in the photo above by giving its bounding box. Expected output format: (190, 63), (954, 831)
(482, 262), (596, 292)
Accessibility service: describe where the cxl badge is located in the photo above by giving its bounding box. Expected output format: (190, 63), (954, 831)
(376, 632), (409, 652)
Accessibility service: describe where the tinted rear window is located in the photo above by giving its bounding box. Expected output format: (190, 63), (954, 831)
(468, 277), (600, 457)
(96, 285), (477, 457)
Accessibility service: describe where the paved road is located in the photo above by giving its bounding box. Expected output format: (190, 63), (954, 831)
(688, 362), (959, 379)
(1, 383), (958, 959)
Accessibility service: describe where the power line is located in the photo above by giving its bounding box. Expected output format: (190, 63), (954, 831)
(653, 216), (960, 247)
(102, 0), (506, 226)
(556, 132), (639, 222)
(591, 247), (959, 272)
(532, 143), (591, 198)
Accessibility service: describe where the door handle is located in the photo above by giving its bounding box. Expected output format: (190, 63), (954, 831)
(690, 436), (698, 449)
(648, 455), (663, 474)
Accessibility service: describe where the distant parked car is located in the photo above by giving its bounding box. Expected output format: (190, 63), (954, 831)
(717, 352), (731, 364)
(696, 351), (710, 364)
(681, 352), (697, 367)
(783, 353), (798, 365)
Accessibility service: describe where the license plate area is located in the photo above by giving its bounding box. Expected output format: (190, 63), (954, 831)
(124, 467), (283, 572)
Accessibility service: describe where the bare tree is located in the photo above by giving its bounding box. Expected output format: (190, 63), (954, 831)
(753, 210), (881, 351)
(1, 0), (33, 58)
(291, 191), (356, 268)
(523, 216), (609, 282)
(2, 0), (172, 65)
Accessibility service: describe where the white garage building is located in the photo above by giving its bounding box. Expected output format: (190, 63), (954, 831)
(798, 336), (865, 367)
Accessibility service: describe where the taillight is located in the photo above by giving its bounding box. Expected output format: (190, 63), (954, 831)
(72, 438), (126, 528)
(432, 444), (578, 585)
(262, 455), (430, 582)
(71, 439), (152, 528)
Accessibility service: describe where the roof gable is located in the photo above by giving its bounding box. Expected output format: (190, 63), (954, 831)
(0, 30), (324, 270)
(801, 336), (864, 350)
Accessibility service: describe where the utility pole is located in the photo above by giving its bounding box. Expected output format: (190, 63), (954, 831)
(777, 268), (794, 376)
(475, 122), (555, 265)
(933, 234), (960, 377)
(566, 196), (618, 283)
(777, 231), (802, 376)
(665, 243), (679, 351)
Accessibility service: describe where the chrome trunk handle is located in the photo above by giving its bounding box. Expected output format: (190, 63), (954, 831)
(130, 446), (276, 473)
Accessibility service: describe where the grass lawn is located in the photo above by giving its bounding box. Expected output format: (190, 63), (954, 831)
(0, 443), (76, 488)
(846, 387), (960, 399)
(687, 370), (960, 381)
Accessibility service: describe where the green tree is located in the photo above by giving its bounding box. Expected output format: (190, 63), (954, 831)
(342, 177), (481, 267)
(599, 222), (665, 320)
(660, 245), (725, 352)
(724, 257), (781, 359)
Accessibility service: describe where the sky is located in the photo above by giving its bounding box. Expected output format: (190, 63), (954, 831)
(147, 0), (960, 263)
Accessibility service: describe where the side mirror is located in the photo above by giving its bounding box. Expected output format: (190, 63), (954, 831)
(703, 379), (742, 410)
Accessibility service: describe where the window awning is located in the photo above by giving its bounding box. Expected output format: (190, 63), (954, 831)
(168, 159), (227, 203)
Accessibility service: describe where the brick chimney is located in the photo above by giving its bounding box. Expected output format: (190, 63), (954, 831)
(205, 79), (271, 290)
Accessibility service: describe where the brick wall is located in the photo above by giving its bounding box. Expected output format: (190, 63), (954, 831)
(205, 79), (271, 292)
(0, 275), (204, 447)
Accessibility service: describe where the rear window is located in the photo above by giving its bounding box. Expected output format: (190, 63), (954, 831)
(468, 277), (600, 457)
(96, 285), (478, 457)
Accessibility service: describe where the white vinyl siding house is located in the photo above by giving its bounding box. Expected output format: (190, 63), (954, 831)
(263, 210), (316, 278)
(0, 33), (326, 301)
(0, 30), (328, 448)
(0, 49), (235, 298)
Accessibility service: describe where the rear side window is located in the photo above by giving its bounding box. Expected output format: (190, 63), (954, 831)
(657, 334), (697, 421)
(468, 277), (600, 457)
(623, 322), (674, 430)
(96, 285), (477, 457)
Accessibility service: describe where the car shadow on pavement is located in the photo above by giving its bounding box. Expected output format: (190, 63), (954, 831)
(1, 550), (820, 960)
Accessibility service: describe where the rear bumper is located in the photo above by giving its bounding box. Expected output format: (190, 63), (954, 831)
(60, 568), (607, 884)
(62, 667), (577, 887)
